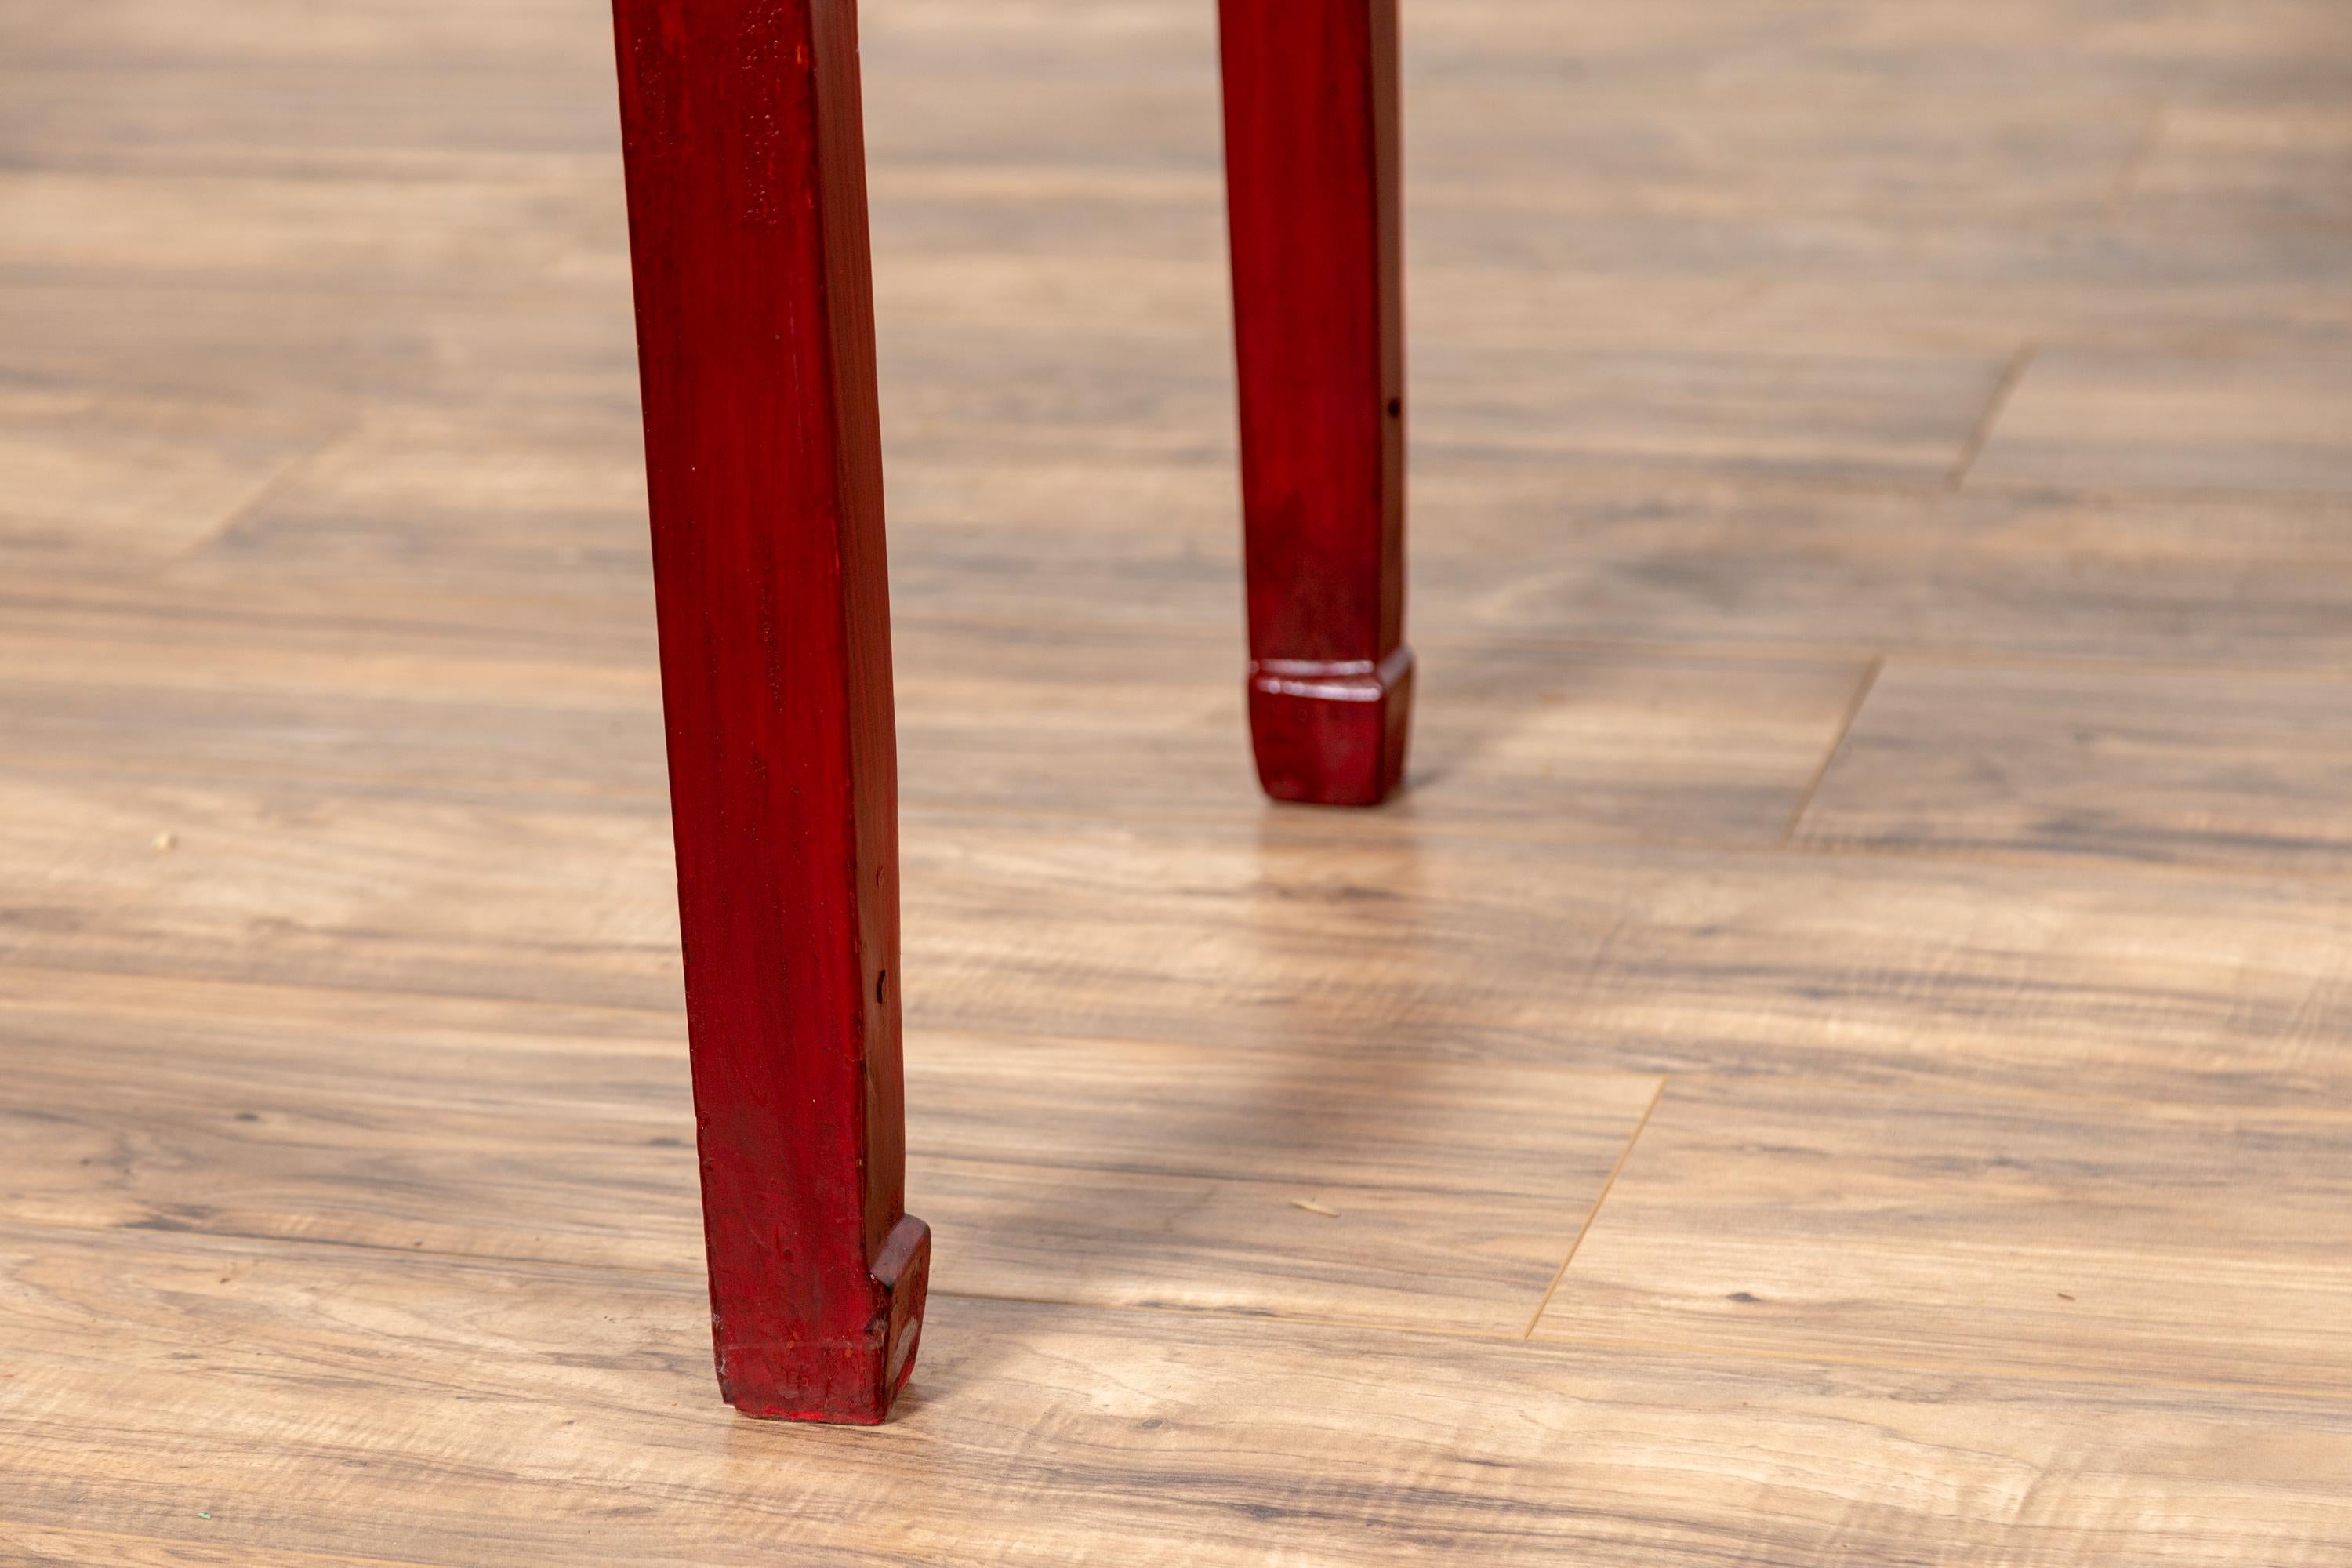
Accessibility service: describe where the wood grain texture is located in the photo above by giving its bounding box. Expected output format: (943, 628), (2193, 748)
(0, 389), (325, 569)
(1218, 0), (1411, 804)
(5, 1225), (2350, 1567)
(1971, 348), (2352, 496)
(10, 0), (2352, 1555)
(0, 619), (1865, 843)
(608, 0), (925, 1421)
(1536, 1076), (2352, 1392)
(0, 965), (1658, 1330)
(1797, 662), (2352, 871)
(15, 778), (2352, 1110)
(2129, 100), (2352, 230)
(23, 446), (2351, 675)
(25, 440), (2352, 682)
(110, 390), (2347, 677)
(898, 822), (2352, 1110)
(1393, 469), (2352, 667)
(2, 1524), (400, 1568)
(894, 632), (1864, 844)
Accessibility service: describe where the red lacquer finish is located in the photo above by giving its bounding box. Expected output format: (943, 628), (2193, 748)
(610, 0), (927, 1423)
(1218, 0), (1414, 808)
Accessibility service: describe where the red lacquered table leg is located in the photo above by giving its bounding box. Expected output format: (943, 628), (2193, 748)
(610, 0), (927, 1423)
(1217, 0), (1413, 808)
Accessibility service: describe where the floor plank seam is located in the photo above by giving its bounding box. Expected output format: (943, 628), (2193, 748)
(1778, 656), (1882, 845)
(20, 1240), (2343, 1407)
(13, 0), (2352, 1546)
(1521, 1076), (1671, 1338)
(162, 432), (354, 567)
(1946, 343), (2038, 489)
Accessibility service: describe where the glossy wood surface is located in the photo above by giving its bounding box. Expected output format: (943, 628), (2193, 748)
(1218, 0), (1412, 804)
(7, 0), (2352, 1559)
(609, 0), (924, 1421)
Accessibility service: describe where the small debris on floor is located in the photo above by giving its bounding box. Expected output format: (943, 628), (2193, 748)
(1289, 1198), (1341, 1218)
(154, 831), (178, 852)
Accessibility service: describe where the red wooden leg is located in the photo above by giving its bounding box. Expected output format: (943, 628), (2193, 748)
(610, 0), (926, 1424)
(1217, 0), (1413, 808)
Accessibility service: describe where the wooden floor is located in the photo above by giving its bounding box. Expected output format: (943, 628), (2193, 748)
(7, 0), (2352, 1561)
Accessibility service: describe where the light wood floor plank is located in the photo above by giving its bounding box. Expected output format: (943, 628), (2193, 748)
(2, 1522), (412, 1568)
(11, 768), (2352, 1108)
(5, 1223), (2350, 1567)
(0, 389), (330, 570)
(1535, 1076), (2352, 1392)
(1798, 661), (2352, 871)
(2129, 99), (2352, 230)
(9, 0), (2352, 1555)
(1973, 348), (2352, 496)
(0, 618), (1867, 844)
(0, 967), (1658, 1330)
(907, 824), (2352, 1110)
(1398, 468), (2352, 668)
(14, 447), (2341, 675)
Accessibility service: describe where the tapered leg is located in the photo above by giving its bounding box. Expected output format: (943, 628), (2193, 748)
(610, 0), (927, 1424)
(1218, 0), (1414, 808)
